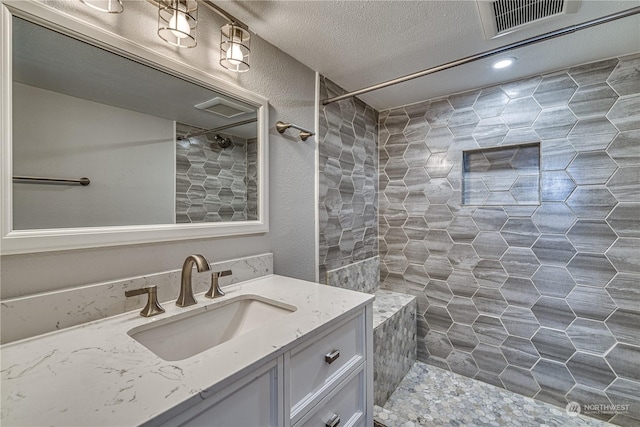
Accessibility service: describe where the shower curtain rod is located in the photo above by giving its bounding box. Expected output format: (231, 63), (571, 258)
(322, 6), (640, 105)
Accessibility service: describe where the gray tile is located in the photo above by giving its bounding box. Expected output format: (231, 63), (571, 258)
(474, 370), (505, 389)
(446, 269), (479, 298)
(500, 365), (540, 397)
(531, 359), (576, 395)
(472, 314), (508, 346)
(473, 87), (510, 119)
(566, 352), (616, 390)
(447, 243), (479, 271)
(607, 130), (640, 168)
(501, 97), (541, 128)
(472, 231), (508, 260)
(424, 255), (453, 281)
(472, 287), (508, 316)
(501, 128), (540, 146)
(483, 191), (518, 205)
(607, 166), (640, 203)
(449, 89), (481, 109)
(567, 253), (617, 287)
(567, 117), (618, 152)
(605, 378), (640, 418)
(606, 343), (640, 382)
(447, 296), (479, 325)
(403, 100), (431, 119)
(511, 176), (540, 205)
(384, 157), (410, 180)
(501, 218), (540, 247)
(532, 265), (576, 298)
(384, 110), (410, 134)
(472, 117), (509, 147)
(472, 207), (508, 231)
(402, 167), (429, 192)
(533, 74), (578, 107)
(424, 330), (453, 359)
(607, 94), (640, 131)
(447, 217), (479, 243)
(500, 335), (540, 369)
(607, 238), (640, 274)
(403, 216), (428, 240)
(447, 323), (479, 352)
(607, 53), (640, 96)
(502, 76), (542, 99)
(502, 306), (540, 339)
(462, 177), (489, 205)
(534, 107), (578, 140)
(403, 142), (431, 168)
(403, 118), (430, 143)
(472, 260), (508, 288)
(404, 264), (429, 287)
(605, 309), (640, 345)
(540, 171), (577, 202)
(566, 186), (617, 219)
(531, 296), (576, 329)
(500, 247), (540, 278)
(424, 99), (454, 128)
(500, 277), (540, 308)
(471, 343), (508, 375)
(541, 139), (577, 171)
(532, 328), (576, 363)
(403, 191), (430, 216)
(425, 279), (453, 306)
(531, 235), (577, 266)
(424, 205), (454, 229)
(482, 168), (519, 192)
(567, 151), (618, 185)
(424, 229), (454, 255)
(606, 273), (640, 312)
(568, 83), (618, 119)
(403, 240), (429, 265)
(446, 349), (480, 378)
(424, 305), (454, 332)
(534, 389), (568, 409)
(566, 318), (616, 355)
(448, 108), (480, 137)
(567, 220), (617, 253)
(384, 227), (408, 251)
(569, 58), (619, 87)
(425, 153), (454, 178)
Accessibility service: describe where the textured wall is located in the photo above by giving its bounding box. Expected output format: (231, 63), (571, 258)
(318, 77), (379, 281)
(1, 0), (317, 299)
(378, 54), (640, 425)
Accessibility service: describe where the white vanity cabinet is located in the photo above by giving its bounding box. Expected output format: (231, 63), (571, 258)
(153, 306), (372, 427)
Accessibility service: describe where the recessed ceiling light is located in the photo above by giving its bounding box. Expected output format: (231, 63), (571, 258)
(493, 58), (516, 69)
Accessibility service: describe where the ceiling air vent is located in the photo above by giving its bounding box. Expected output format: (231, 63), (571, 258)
(194, 97), (253, 118)
(477, 0), (581, 39)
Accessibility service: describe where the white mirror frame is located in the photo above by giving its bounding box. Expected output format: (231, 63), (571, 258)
(0, 0), (269, 255)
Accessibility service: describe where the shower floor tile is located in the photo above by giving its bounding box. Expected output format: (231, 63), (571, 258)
(374, 361), (609, 427)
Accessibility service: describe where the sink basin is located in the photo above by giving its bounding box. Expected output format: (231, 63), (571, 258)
(127, 294), (296, 361)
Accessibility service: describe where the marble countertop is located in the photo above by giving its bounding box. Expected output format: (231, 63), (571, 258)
(1, 275), (374, 426)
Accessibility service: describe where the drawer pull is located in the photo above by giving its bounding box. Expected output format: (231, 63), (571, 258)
(326, 414), (340, 427)
(325, 349), (340, 364)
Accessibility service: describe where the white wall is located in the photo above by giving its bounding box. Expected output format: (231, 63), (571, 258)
(0, 0), (317, 299)
(13, 83), (175, 229)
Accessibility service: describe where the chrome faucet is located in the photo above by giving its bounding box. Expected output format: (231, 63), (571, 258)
(177, 254), (210, 307)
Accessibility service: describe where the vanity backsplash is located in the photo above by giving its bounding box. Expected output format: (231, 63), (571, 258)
(0, 253), (273, 344)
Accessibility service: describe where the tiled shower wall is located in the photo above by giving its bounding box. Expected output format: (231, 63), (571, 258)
(378, 54), (640, 424)
(318, 77), (379, 281)
(176, 124), (257, 222)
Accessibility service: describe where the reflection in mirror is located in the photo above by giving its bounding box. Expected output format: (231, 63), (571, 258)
(11, 16), (259, 230)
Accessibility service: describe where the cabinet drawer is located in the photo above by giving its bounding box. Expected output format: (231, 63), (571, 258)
(296, 367), (365, 427)
(290, 313), (364, 420)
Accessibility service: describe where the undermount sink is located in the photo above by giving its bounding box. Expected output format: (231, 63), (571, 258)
(127, 294), (297, 361)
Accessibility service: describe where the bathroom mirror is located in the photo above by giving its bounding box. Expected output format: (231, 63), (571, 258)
(0, 1), (269, 254)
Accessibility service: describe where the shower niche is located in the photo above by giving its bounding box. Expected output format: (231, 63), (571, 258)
(461, 143), (541, 206)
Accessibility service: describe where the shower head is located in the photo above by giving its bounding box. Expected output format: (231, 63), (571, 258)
(214, 134), (233, 149)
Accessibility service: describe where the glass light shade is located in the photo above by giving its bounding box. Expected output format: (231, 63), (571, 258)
(220, 24), (250, 73)
(80, 0), (123, 13)
(158, 0), (197, 48)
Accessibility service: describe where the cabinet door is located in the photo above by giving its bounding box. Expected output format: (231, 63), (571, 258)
(157, 358), (283, 427)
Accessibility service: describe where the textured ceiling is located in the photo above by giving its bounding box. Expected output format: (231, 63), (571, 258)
(219, 0), (640, 110)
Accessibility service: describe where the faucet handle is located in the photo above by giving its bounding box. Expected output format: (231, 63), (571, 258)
(125, 285), (165, 317)
(205, 270), (232, 299)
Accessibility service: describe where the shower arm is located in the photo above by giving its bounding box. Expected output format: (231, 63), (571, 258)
(322, 6), (640, 105)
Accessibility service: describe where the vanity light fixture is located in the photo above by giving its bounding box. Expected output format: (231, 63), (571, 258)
(158, 0), (198, 48)
(80, 0), (123, 14)
(220, 23), (250, 72)
(493, 57), (516, 69)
